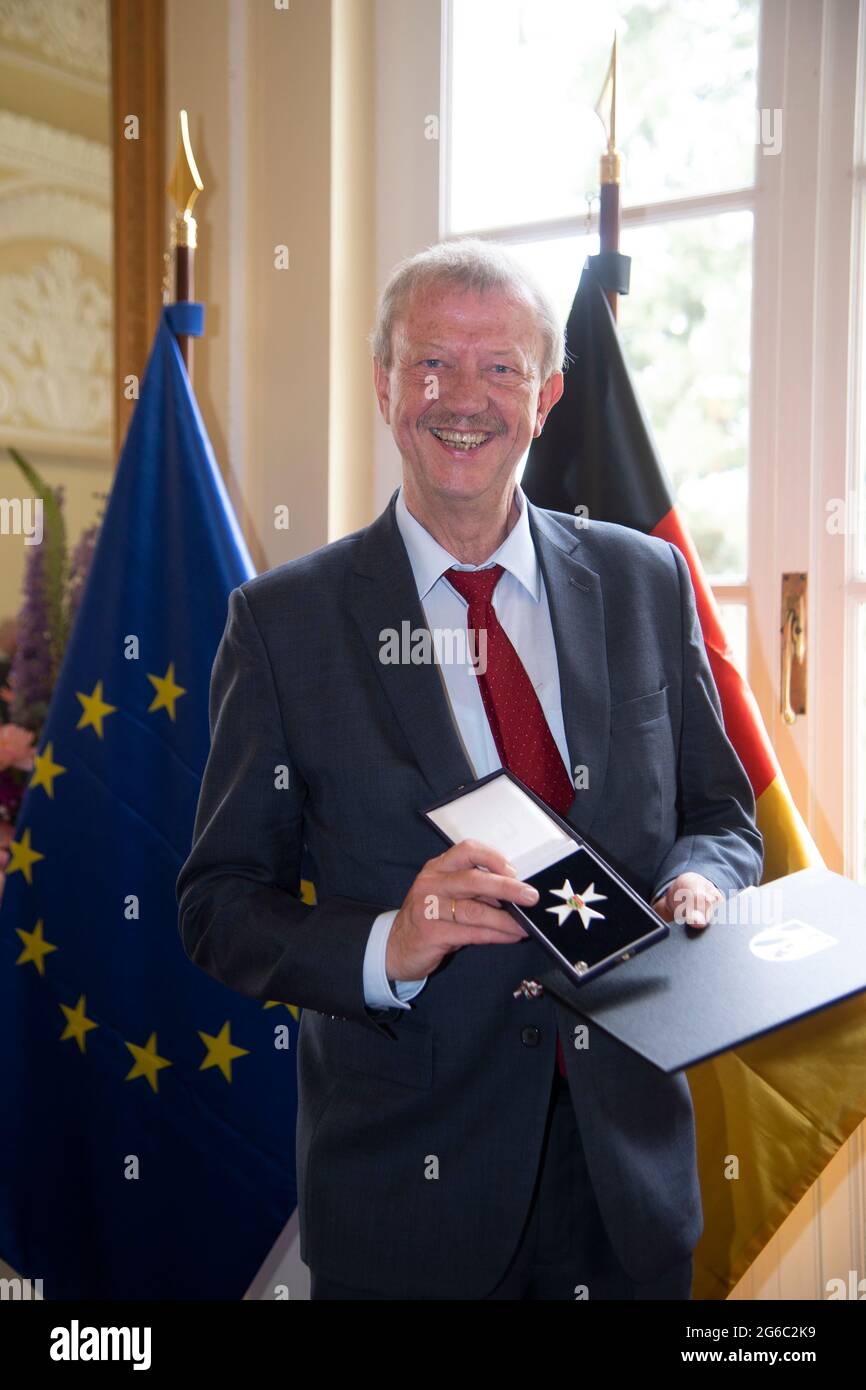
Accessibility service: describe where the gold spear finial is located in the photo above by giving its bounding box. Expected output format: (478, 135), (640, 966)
(594, 33), (621, 186)
(166, 109), (204, 249)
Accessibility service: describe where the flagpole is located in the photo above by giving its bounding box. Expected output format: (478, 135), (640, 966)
(599, 35), (620, 319)
(165, 110), (204, 377)
(590, 34), (630, 317)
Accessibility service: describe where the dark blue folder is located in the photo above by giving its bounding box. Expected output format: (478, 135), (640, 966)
(536, 866), (866, 1073)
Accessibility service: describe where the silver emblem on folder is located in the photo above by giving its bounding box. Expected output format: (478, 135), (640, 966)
(749, 919), (837, 962)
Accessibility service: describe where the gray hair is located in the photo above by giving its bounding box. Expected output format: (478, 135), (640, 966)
(370, 237), (566, 382)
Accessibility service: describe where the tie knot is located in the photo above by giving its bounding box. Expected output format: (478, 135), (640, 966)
(446, 564), (504, 608)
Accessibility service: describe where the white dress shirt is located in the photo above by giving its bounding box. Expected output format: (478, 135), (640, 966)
(362, 482), (572, 1009)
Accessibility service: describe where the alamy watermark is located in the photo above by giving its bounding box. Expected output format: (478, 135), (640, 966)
(670, 885), (784, 926)
(0, 1274), (42, 1299)
(0, 497), (43, 545)
(380, 622), (488, 674)
(755, 107), (782, 157)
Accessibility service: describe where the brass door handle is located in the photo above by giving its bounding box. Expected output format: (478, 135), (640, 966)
(780, 574), (807, 725)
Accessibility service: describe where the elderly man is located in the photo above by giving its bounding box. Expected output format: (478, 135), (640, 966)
(176, 239), (762, 1301)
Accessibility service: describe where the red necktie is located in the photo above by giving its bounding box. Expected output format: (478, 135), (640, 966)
(447, 563), (573, 1077)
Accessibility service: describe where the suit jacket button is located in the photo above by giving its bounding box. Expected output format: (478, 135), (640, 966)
(521, 1026), (541, 1047)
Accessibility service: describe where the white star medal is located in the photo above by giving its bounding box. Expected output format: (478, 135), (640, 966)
(546, 879), (607, 929)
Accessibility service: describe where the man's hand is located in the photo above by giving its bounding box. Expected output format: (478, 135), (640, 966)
(651, 872), (724, 929)
(386, 838), (537, 982)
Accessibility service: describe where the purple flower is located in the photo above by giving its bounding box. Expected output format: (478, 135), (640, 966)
(0, 767), (26, 823)
(8, 526), (56, 733)
(67, 516), (102, 630)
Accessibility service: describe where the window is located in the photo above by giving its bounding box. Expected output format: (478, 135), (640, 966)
(852, 4), (866, 877)
(443, 0), (760, 672)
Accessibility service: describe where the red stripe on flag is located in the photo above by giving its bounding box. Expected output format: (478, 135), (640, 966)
(651, 506), (777, 800)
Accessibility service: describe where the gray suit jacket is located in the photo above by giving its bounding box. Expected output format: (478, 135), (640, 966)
(176, 489), (763, 1297)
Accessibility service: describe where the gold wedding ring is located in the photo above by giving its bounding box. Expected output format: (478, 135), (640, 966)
(450, 898), (457, 922)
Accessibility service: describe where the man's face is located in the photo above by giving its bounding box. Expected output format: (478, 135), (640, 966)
(373, 283), (563, 507)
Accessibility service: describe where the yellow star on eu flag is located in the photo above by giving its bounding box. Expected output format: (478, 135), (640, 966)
(29, 741), (66, 798)
(124, 1033), (172, 1093)
(59, 995), (98, 1053)
(198, 1020), (250, 1082)
(263, 1001), (300, 1020)
(6, 826), (44, 884)
(15, 918), (57, 975)
(76, 680), (117, 737)
(147, 662), (186, 721)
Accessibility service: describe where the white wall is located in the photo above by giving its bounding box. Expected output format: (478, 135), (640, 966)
(166, 0), (332, 573)
(372, 0), (443, 512)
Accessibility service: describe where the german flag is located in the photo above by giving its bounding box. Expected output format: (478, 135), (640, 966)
(523, 264), (866, 1298)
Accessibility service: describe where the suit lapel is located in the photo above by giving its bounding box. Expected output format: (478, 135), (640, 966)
(526, 501), (610, 837)
(347, 491), (476, 804)
(346, 490), (610, 836)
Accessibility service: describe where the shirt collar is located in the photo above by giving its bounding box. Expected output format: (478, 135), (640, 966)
(394, 482), (540, 602)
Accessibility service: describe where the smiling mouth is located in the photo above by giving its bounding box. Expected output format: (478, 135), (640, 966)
(429, 427), (495, 453)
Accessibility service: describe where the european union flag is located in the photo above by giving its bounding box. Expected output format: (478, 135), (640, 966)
(0, 303), (298, 1299)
